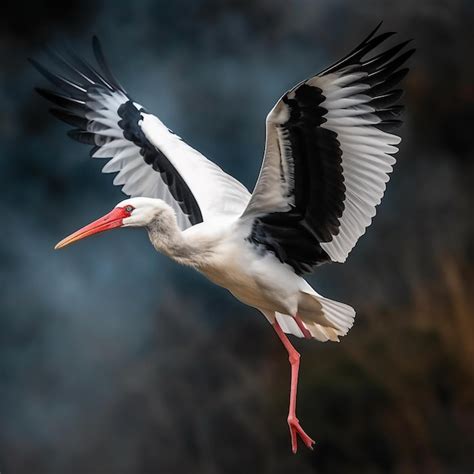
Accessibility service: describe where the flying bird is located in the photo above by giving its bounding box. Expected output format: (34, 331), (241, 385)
(32, 23), (414, 453)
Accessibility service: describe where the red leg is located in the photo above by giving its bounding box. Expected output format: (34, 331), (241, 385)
(293, 314), (312, 339)
(273, 320), (315, 453)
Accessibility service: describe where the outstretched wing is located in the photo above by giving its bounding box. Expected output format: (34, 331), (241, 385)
(32, 37), (250, 230)
(241, 24), (414, 274)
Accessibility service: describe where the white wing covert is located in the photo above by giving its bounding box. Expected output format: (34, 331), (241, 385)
(32, 37), (250, 230)
(242, 24), (414, 274)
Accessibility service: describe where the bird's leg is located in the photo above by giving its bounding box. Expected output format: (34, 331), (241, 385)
(293, 314), (312, 339)
(273, 320), (315, 453)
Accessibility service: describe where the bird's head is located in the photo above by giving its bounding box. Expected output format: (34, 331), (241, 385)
(54, 197), (170, 249)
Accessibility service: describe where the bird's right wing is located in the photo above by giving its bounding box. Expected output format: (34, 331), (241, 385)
(240, 24), (414, 274)
(32, 38), (250, 230)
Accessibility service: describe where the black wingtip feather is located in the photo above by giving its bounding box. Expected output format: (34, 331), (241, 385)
(89, 145), (101, 157)
(50, 108), (88, 129)
(342, 21), (384, 58)
(375, 105), (404, 121)
(320, 25), (415, 79)
(376, 119), (403, 133)
(369, 89), (404, 108)
(320, 30), (397, 76)
(67, 129), (97, 145)
(361, 41), (413, 72)
(29, 58), (87, 99)
(35, 87), (87, 116)
(63, 45), (114, 91)
(369, 68), (409, 96)
(358, 32), (397, 56)
(45, 47), (96, 86)
(92, 36), (127, 94)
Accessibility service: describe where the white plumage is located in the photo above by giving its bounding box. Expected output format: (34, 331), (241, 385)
(318, 73), (400, 262)
(33, 23), (414, 454)
(84, 87), (250, 229)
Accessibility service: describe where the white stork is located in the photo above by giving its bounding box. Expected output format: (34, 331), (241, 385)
(32, 23), (414, 453)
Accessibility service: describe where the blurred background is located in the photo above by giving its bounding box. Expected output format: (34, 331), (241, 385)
(0, 0), (473, 473)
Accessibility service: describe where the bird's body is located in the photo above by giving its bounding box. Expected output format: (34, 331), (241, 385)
(119, 197), (353, 340)
(33, 23), (414, 453)
(186, 221), (310, 317)
(186, 221), (281, 309)
(127, 200), (335, 329)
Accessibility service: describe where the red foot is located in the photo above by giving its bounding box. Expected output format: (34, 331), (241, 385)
(287, 415), (315, 453)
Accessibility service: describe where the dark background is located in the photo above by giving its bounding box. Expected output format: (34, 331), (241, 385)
(1, 1), (473, 473)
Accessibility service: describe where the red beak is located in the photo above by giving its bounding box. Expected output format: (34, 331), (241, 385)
(54, 207), (129, 250)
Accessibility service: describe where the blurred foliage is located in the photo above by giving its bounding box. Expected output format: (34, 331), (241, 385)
(2, 257), (472, 473)
(297, 257), (474, 473)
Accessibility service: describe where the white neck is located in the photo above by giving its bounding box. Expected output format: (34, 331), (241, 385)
(146, 208), (213, 268)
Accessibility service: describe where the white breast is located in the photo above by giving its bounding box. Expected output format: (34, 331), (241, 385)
(190, 222), (302, 314)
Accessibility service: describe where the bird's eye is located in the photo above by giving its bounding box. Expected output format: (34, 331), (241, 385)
(125, 205), (134, 213)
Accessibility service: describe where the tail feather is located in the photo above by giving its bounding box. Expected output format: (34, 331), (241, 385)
(276, 312), (346, 342)
(275, 286), (355, 342)
(275, 313), (306, 338)
(316, 295), (355, 337)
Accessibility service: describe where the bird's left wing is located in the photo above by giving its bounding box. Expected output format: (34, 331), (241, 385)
(240, 25), (414, 274)
(32, 38), (250, 230)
